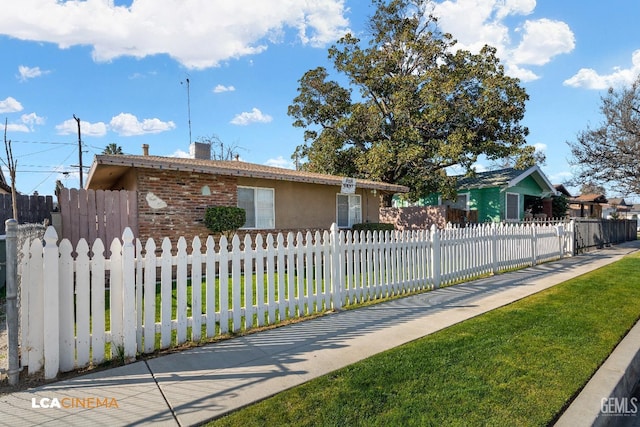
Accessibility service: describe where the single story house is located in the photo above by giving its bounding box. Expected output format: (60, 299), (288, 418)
(568, 194), (608, 218)
(85, 144), (408, 244)
(394, 165), (558, 223)
(602, 197), (631, 219)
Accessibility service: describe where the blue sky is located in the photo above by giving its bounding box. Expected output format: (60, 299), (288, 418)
(1, 0), (639, 200)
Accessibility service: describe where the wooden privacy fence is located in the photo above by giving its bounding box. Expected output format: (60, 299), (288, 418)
(19, 221), (573, 379)
(57, 188), (138, 254)
(573, 218), (637, 252)
(0, 194), (53, 234)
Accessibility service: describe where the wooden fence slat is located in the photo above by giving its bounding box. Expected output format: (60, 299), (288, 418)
(91, 239), (106, 364)
(176, 237), (188, 344)
(76, 239), (91, 367)
(143, 238), (157, 353)
(58, 239), (75, 372)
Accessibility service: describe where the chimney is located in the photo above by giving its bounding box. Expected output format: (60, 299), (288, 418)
(142, 144), (149, 156)
(190, 142), (211, 160)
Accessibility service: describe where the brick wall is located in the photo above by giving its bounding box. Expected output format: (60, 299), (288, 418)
(137, 168), (237, 245)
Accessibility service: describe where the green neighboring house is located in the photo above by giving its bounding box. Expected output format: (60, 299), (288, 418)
(395, 166), (559, 223)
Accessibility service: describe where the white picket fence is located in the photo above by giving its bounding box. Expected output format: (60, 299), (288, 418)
(19, 221), (573, 379)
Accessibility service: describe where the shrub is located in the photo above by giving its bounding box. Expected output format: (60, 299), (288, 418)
(351, 222), (395, 232)
(204, 206), (246, 239)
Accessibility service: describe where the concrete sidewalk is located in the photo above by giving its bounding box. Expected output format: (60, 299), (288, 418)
(1, 241), (639, 426)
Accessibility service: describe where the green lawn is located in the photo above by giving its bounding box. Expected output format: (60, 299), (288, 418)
(208, 251), (640, 426)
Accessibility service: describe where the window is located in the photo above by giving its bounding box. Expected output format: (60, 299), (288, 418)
(337, 194), (362, 228)
(449, 193), (469, 210)
(238, 187), (274, 229)
(506, 193), (519, 221)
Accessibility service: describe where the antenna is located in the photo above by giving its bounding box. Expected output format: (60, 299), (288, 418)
(181, 77), (192, 145)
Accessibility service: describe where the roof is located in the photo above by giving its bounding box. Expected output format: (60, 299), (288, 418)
(572, 194), (608, 204)
(607, 198), (627, 206)
(0, 168), (11, 193)
(554, 184), (572, 197)
(86, 154), (409, 193)
(455, 165), (557, 195)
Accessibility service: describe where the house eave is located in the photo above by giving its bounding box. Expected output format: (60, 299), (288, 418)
(87, 155), (409, 194)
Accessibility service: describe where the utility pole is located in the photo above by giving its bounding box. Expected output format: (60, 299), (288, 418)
(73, 114), (83, 187)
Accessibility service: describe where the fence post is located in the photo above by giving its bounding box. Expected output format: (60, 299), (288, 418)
(430, 224), (441, 289)
(568, 219), (575, 256)
(42, 226), (60, 379)
(5, 219), (19, 385)
(531, 224), (537, 266)
(491, 222), (498, 275)
(329, 223), (343, 310)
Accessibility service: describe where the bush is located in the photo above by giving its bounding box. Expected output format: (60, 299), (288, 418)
(204, 206), (246, 239)
(351, 222), (395, 232)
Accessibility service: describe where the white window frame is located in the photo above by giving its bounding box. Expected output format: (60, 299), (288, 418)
(237, 186), (275, 229)
(336, 193), (362, 228)
(505, 192), (520, 221)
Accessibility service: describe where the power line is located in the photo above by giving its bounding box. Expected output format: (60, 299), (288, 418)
(12, 140), (76, 145)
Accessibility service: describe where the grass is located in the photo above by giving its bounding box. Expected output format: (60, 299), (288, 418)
(208, 251), (640, 427)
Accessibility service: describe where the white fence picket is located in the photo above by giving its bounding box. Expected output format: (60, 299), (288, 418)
(91, 239), (106, 365)
(26, 238), (43, 374)
(58, 239), (75, 372)
(43, 227), (60, 379)
(191, 236), (203, 342)
(109, 237), (123, 359)
(75, 239), (91, 368)
(176, 237), (188, 345)
(143, 238), (157, 353)
(160, 238), (172, 349)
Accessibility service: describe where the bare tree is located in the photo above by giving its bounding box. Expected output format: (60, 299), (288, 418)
(3, 118), (18, 220)
(568, 75), (640, 195)
(195, 134), (244, 160)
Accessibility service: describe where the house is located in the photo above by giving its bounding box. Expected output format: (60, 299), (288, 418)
(602, 197), (631, 219)
(568, 194), (608, 218)
(0, 168), (12, 194)
(85, 144), (409, 244)
(393, 166), (558, 223)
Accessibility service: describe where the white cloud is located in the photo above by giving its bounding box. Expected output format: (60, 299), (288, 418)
(213, 84), (236, 93)
(433, 0), (575, 82)
(511, 19), (574, 66)
(109, 113), (176, 136)
(548, 170), (573, 184)
(17, 65), (50, 81)
(5, 123), (29, 133)
(170, 149), (192, 158)
(56, 118), (108, 137)
(265, 156), (295, 169)
(564, 49), (640, 90)
(230, 108), (273, 126)
(0, 0), (350, 69)
(533, 142), (547, 152)
(0, 97), (23, 113)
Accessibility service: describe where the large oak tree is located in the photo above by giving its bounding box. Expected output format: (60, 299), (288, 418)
(288, 0), (533, 205)
(568, 76), (640, 196)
